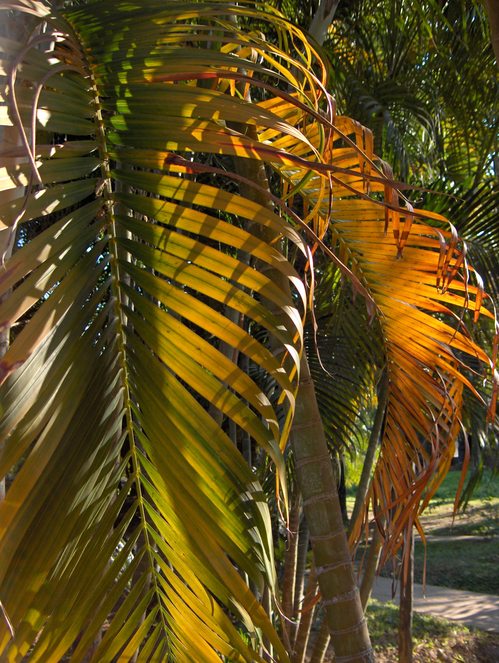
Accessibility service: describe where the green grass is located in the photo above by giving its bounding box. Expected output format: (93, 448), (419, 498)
(365, 599), (499, 662)
(424, 467), (499, 510)
(413, 467), (499, 593)
(428, 511), (498, 537)
(414, 538), (499, 594)
(367, 598), (470, 645)
(352, 468), (499, 594)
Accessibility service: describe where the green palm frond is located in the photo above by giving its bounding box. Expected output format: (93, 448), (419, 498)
(0, 1), (333, 659)
(326, 0), (497, 184)
(433, 179), (499, 302)
(307, 270), (382, 456)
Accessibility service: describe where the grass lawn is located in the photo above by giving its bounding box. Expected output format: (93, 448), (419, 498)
(413, 537), (499, 594)
(365, 600), (499, 662)
(312, 600), (499, 662)
(419, 467), (498, 535)
(348, 467), (499, 594)
(414, 467), (499, 594)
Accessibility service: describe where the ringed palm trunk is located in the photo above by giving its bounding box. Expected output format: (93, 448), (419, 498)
(291, 354), (373, 662)
(233, 124), (372, 661)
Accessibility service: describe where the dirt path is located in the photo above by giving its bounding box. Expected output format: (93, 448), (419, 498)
(372, 576), (499, 632)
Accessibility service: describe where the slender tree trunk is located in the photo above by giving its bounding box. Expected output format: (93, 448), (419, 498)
(290, 514), (309, 645)
(337, 453), (348, 523)
(0, 10), (28, 500)
(0, 228), (14, 501)
(240, 355), (253, 466)
(359, 527), (382, 610)
(398, 529), (414, 663)
(262, 585), (273, 662)
(309, 619), (330, 663)
(308, 0), (340, 45)
(485, 0), (499, 66)
(282, 495), (301, 633)
(349, 369), (388, 535)
(291, 571), (318, 663)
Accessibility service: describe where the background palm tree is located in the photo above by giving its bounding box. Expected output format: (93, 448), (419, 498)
(314, 0), (498, 499)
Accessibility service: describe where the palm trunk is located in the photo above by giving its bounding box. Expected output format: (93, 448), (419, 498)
(291, 354), (373, 661)
(0, 11), (24, 499)
(308, 0), (340, 46)
(359, 527), (383, 610)
(0, 230), (14, 501)
(282, 495), (301, 632)
(291, 571), (318, 663)
(398, 529), (414, 663)
(290, 514), (309, 645)
(485, 0), (499, 66)
(231, 107), (373, 662)
(240, 354), (253, 466)
(337, 454), (348, 523)
(262, 585), (273, 662)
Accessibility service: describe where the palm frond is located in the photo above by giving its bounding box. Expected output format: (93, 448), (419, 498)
(0, 1), (335, 658)
(428, 179), (499, 302)
(307, 272), (382, 456)
(327, 0), (497, 184)
(256, 95), (495, 552)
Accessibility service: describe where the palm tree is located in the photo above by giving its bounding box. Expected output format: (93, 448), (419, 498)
(320, 0), (498, 496)
(0, 1), (494, 661)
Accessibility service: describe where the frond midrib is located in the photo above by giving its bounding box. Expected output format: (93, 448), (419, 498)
(69, 15), (171, 650)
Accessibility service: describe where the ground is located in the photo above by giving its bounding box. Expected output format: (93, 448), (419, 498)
(332, 467), (499, 661)
(367, 600), (499, 663)
(306, 600), (499, 662)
